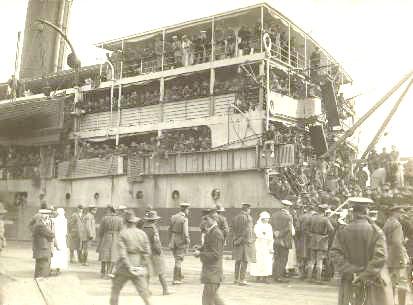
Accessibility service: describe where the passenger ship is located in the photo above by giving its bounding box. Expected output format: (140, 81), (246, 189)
(0, 3), (356, 241)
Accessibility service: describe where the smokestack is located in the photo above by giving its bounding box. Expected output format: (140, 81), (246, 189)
(19, 0), (70, 80)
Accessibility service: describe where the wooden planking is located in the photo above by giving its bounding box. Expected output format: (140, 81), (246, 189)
(143, 148), (257, 175)
(57, 156), (123, 180)
(163, 101), (186, 122)
(214, 94), (235, 116)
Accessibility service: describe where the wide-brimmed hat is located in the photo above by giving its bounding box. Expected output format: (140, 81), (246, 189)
(241, 202), (251, 207)
(117, 205), (127, 210)
(281, 200), (293, 207)
(179, 202), (191, 207)
(144, 210), (161, 221)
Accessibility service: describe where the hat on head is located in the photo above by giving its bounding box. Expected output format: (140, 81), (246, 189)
(347, 197), (373, 207)
(216, 204), (225, 212)
(125, 211), (140, 223)
(389, 205), (404, 212)
(202, 206), (217, 215)
(179, 202), (191, 207)
(241, 202), (251, 207)
(88, 204), (97, 209)
(0, 202), (7, 214)
(117, 205), (127, 210)
(281, 200), (293, 207)
(39, 209), (52, 214)
(77, 204), (84, 209)
(144, 210), (161, 221)
(368, 209), (379, 215)
(259, 211), (271, 219)
(319, 204), (329, 210)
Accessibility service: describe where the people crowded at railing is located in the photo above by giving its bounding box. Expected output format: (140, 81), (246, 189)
(71, 126), (212, 161)
(118, 21), (268, 78)
(80, 84), (160, 114)
(164, 78), (210, 103)
(0, 145), (41, 179)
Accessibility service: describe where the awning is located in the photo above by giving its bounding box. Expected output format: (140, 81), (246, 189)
(0, 97), (67, 139)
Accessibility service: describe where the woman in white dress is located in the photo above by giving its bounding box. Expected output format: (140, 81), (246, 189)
(50, 208), (68, 274)
(250, 211), (273, 283)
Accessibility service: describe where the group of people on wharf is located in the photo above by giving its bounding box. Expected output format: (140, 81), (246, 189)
(2, 188), (413, 305)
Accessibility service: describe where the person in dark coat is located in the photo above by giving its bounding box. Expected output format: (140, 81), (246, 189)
(82, 204), (97, 266)
(98, 205), (123, 278)
(330, 197), (393, 305)
(306, 204), (334, 283)
(296, 205), (316, 279)
(231, 202), (255, 286)
(383, 206), (409, 305)
(142, 210), (171, 296)
(32, 209), (55, 278)
(215, 205), (229, 242)
(168, 202), (190, 285)
(109, 212), (152, 305)
(194, 214), (225, 305)
(67, 205), (87, 264)
(271, 200), (293, 283)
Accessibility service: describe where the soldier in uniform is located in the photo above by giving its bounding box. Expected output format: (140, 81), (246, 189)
(32, 209), (55, 278)
(306, 204), (334, 283)
(142, 210), (171, 296)
(82, 204), (97, 266)
(98, 206), (123, 278)
(109, 212), (152, 305)
(232, 202), (255, 286)
(330, 197), (393, 305)
(296, 205), (316, 279)
(168, 202), (190, 285)
(383, 205), (409, 305)
(194, 214), (225, 305)
(67, 205), (87, 264)
(215, 205), (229, 242)
(271, 200), (293, 283)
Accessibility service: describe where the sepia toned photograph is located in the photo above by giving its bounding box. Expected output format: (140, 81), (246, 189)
(0, 0), (413, 304)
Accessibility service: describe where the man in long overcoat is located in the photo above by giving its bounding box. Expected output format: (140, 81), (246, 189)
(271, 200), (293, 283)
(67, 205), (87, 263)
(168, 202), (190, 285)
(32, 209), (55, 278)
(330, 198), (393, 305)
(98, 205), (123, 278)
(195, 214), (225, 305)
(296, 206), (316, 278)
(383, 206), (409, 305)
(307, 204), (334, 283)
(82, 204), (97, 265)
(232, 202), (255, 285)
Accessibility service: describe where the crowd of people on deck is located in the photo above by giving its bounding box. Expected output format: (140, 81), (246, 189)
(120, 22), (264, 78)
(0, 146), (41, 179)
(75, 127), (212, 161)
(80, 69), (261, 115)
